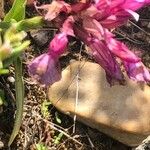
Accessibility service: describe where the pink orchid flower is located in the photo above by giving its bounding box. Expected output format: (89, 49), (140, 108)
(35, 0), (71, 21)
(91, 0), (150, 28)
(28, 33), (68, 86)
(28, 53), (61, 86)
(124, 61), (150, 82)
(28, 0), (150, 86)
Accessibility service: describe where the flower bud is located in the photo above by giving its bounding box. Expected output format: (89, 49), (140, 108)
(0, 43), (12, 61)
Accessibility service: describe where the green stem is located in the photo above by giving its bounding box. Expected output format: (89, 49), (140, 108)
(0, 69), (9, 74)
(8, 57), (24, 146)
(16, 16), (44, 31)
(3, 41), (30, 68)
(0, 16), (43, 32)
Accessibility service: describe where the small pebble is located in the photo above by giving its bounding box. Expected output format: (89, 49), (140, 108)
(7, 76), (15, 83)
(0, 141), (4, 149)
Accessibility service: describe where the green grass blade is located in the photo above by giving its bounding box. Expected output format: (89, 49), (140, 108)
(4, 0), (26, 22)
(8, 57), (24, 146)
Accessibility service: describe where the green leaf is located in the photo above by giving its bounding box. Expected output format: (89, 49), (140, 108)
(0, 89), (5, 105)
(41, 101), (51, 119)
(55, 112), (61, 124)
(8, 57), (24, 146)
(0, 22), (10, 30)
(54, 132), (63, 144)
(4, 0), (26, 22)
(36, 143), (48, 150)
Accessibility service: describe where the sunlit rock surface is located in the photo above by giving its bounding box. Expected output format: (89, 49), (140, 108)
(48, 61), (150, 146)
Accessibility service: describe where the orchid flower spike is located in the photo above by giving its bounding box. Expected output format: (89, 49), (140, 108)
(29, 0), (150, 86)
(28, 33), (68, 86)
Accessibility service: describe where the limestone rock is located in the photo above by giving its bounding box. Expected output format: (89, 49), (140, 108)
(48, 61), (150, 147)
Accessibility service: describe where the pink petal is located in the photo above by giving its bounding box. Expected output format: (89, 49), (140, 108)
(49, 33), (68, 56)
(93, 0), (150, 28)
(61, 16), (75, 36)
(35, 1), (71, 21)
(74, 25), (124, 85)
(100, 11), (134, 28)
(125, 9), (139, 21)
(105, 30), (141, 62)
(124, 61), (150, 82)
(71, 2), (90, 13)
(28, 53), (61, 86)
(90, 38), (124, 84)
(82, 18), (140, 63)
(82, 17), (104, 40)
(122, 0), (150, 11)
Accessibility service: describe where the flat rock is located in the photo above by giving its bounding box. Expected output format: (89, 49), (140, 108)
(48, 61), (150, 147)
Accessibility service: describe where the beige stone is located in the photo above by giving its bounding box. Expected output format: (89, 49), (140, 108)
(48, 61), (150, 147)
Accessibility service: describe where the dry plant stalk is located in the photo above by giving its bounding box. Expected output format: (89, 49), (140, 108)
(0, 0), (4, 18)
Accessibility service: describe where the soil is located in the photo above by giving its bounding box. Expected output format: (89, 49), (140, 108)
(0, 1), (150, 150)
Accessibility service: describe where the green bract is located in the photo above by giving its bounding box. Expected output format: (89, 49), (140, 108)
(4, 0), (26, 22)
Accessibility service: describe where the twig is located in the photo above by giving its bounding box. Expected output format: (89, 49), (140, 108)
(73, 42), (83, 134)
(129, 20), (150, 36)
(34, 113), (83, 146)
(134, 136), (150, 150)
(114, 30), (145, 44)
(73, 72), (79, 134)
(86, 133), (95, 149)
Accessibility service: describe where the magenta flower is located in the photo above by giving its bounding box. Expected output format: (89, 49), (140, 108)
(28, 33), (68, 86)
(124, 61), (150, 82)
(104, 30), (140, 62)
(89, 39), (124, 84)
(28, 53), (61, 86)
(60, 16), (75, 36)
(29, 0), (150, 86)
(35, 0), (71, 21)
(73, 23), (123, 84)
(94, 0), (150, 28)
(76, 17), (147, 83)
(49, 32), (68, 55)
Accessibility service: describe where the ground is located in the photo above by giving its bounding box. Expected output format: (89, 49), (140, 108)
(0, 1), (150, 150)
